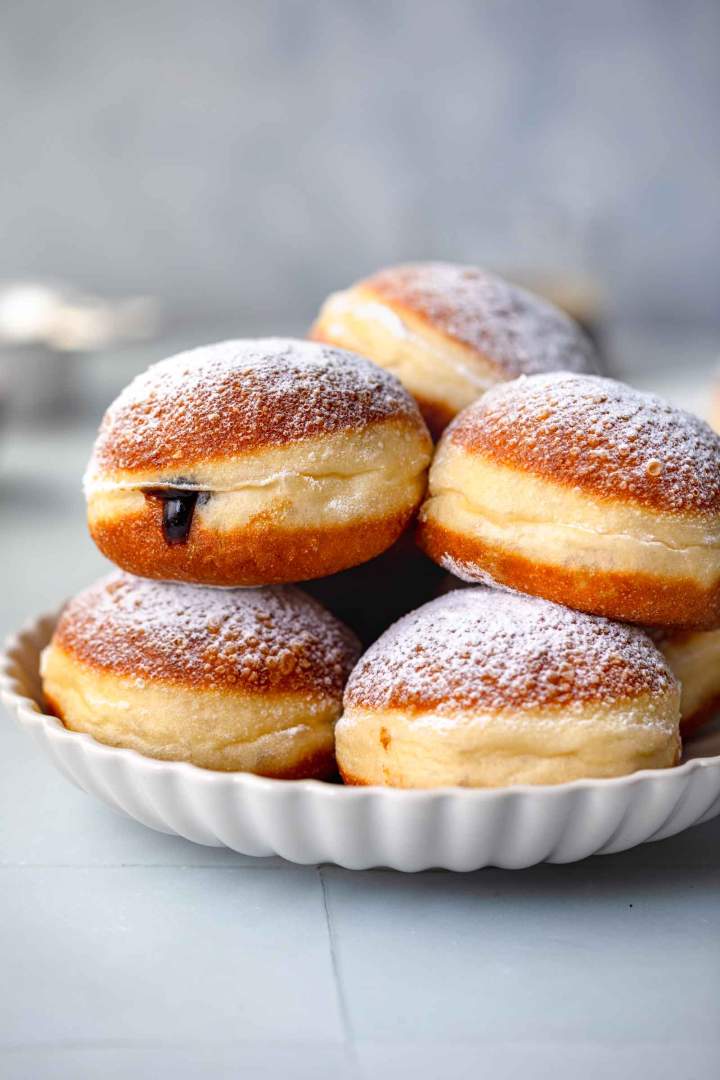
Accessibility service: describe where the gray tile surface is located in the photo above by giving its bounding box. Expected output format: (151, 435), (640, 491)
(322, 827), (720, 1047)
(0, 1045), (349, 1080)
(355, 1041), (719, 1080)
(0, 1046), (350, 1080)
(0, 866), (342, 1048)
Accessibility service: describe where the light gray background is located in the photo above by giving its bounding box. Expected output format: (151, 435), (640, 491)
(1, 0), (719, 330)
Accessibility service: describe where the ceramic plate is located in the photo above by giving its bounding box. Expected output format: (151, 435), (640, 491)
(2, 611), (720, 871)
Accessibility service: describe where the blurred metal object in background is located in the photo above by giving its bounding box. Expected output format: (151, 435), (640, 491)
(0, 283), (159, 422)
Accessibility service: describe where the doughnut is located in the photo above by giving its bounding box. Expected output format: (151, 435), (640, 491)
(310, 262), (598, 436)
(84, 339), (432, 586)
(418, 372), (720, 629)
(41, 572), (360, 776)
(648, 627), (720, 734)
(302, 533), (446, 647)
(336, 588), (681, 788)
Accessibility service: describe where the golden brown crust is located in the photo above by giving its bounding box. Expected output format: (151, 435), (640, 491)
(358, 263), (597, 377)
(447, 373), (720, 517)
(418, 518), (720, 630)
(51, 572), (360, 694)
(91, 338), (426, 474)
(89, 503), (416, 587)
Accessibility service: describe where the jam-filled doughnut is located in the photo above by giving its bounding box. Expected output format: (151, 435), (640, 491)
(310, 262), (598, 436)
(41, 572), (360, 776)
(84, 339), (432, 586)
(419, 373), (720, 629)
(336, 588), (681, 788)
(649, 627), (720, 734)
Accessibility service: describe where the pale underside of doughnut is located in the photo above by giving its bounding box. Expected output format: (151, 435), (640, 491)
(419, 445), (720, 627)
(711, 390), (720, 435)
(336, 697), (681, 788)
(42, 644), (339, 776)
(86, 420), (430, 584)
(655, 628), (720, 732)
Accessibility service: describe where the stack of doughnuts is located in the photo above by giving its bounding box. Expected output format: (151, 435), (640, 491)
(42, 264), (720, 787)
(45, 338), (431, 778)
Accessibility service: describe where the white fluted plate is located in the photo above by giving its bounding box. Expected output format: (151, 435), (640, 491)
(2, 611), (720, 871)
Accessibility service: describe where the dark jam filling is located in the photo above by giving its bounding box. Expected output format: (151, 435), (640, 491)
(142, 487), (204, 545)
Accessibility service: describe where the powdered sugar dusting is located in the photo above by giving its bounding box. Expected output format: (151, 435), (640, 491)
(345, 587), (676, 715)
(365, 262), (598, 377)
(450, 372), (720, 516)
(54, 572), (360, 695)
(437, 553), (507, 589)
(92, 338), (425, 473)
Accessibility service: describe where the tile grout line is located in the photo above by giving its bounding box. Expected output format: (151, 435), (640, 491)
(318, 866), (360, 1078)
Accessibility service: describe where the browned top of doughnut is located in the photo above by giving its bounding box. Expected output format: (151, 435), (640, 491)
(91, 338), (426, 473)
(344, 588), (676, 715)
(447, 372), (720, 516)
(52, 572), (360, 695)
(358, 262), (598, 376)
